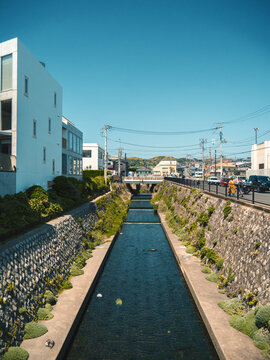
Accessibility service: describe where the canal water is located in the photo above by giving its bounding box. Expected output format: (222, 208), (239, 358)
(66, 194), (218, 360)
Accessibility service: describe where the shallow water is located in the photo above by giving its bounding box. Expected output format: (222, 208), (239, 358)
(66, 194), (218, 360)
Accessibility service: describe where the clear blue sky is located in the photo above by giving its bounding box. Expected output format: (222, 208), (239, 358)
(1, 0), (270, 159)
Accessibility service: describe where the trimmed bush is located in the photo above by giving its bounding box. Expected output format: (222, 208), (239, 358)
(201, 266), (211, 274)
(205, 272), (218, 282)
(37, 307), (54, 320)
(230, 310), (258, 338)
(2, 347), (29, 360)
(255, 305), (270, 329)
(186, 245), (196, 254)
(61, 280), (73, 290)
(23, 322), (48, 339)
(218, 298), (245, 316)
(45, 303), (53, 311)
(45, 290), (57, 305)
(70, 264), (84, 276)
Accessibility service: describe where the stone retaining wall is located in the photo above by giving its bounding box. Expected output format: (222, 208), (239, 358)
(0, 201), (99, 356)
(160, 182), (270, 305)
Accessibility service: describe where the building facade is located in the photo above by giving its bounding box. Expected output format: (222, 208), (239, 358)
(62, 116), (83, 179)
(247, 141), (270, 177)
(0, 38), (62, 196)
(83, 143), (104, 170)
(152, 160), (178, 176)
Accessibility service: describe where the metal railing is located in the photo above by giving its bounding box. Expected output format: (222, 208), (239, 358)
(0, 153), (16, 172)
(164, 177), (270, 208)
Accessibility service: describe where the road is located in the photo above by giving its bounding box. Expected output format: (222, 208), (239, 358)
(166, 178), (270, 208)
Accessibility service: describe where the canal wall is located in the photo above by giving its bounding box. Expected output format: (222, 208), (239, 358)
(155, 181), (270, 305)
(0, 185), (129, 356)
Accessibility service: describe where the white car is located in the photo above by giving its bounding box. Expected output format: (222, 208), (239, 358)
(208, 176), (220, 185)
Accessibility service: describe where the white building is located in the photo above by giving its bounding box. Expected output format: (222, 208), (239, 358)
(62, 116), (83, 179)
(152, 160), (178, 176)
(0, 38), (62, 196)
(83, 143), (104, 170)
(247, 141), (270, 177)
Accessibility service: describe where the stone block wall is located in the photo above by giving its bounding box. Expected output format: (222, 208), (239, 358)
(160, 182), (270, 305)
(0, 201), (98, 355)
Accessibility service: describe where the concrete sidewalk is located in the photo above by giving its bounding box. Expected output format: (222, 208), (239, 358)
(159, 212), (264, 360)
(20, 236), (115, 360)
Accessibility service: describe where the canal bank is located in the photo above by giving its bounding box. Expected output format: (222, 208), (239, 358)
(20, 193), (263, 360)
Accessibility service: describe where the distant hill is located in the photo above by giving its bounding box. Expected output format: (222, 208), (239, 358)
(127, 156), (186, 168)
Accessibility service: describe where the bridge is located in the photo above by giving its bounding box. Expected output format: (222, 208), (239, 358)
(123, 176), (164, 184)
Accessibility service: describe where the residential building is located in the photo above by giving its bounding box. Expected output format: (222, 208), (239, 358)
(152, 160), (178, 176)
(247, 141), (270, 177)
(62, 116), (83, 179)
(108, 156), (129, 176)
(136, 167), (152, 176)
(83, 143), (104, 170)
(0, 38), (62, 196)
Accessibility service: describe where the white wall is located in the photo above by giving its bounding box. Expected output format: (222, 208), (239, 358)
(16, 39), (62, 191)
(83, 143), (104, 170)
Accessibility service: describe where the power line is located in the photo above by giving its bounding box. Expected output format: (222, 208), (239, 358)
(108, 125), (217, 135)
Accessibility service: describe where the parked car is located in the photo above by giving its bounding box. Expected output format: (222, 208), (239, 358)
(207, 176), (220, 185)
(246, 175), (270, 192)
(219, 177), (231, 187)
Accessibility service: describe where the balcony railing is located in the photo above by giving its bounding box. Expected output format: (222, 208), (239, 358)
(0, 153), (16, 172)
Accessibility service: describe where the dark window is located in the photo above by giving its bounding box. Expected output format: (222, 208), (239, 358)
(259, 163), (264, 169)
(83, 150), (92, 158)
(24, 76), (28, 95)
(48, 118), (51, 133)
(1, 100), (12, 130)
(33, 119), (37, 137)
(62, 154), (67, 174)
(54, 92), (57, 107)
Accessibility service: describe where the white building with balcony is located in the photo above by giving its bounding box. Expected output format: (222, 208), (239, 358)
(83, 143), (104, 170)
(247, 141), (270, 177)
(0, 38), (62, 196)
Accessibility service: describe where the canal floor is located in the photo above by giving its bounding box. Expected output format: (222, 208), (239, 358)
(66, 194), (218, 360)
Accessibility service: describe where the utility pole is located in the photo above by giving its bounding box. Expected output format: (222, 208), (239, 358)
(104, 125), (108, 184)
(118, 139), (121, 180)
(218, 125), (223, 179)
(214, 150), (217, 177)
(254, 128), (259, 144)
(201, 139), (206, 180)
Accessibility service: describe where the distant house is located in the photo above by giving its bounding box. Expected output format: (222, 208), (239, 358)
(136, 167), (152, 176)
(83, 143), (104, 170)
(0, 38), (62, 196)
(152, 160), (178, 176)
(108, 157), (129, 176)
(62, 116), (83, 180)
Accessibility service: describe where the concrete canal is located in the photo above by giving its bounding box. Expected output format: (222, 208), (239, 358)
(66, 194), (218, 360)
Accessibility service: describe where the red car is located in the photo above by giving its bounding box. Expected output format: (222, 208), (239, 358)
(219, 178), (231, 186)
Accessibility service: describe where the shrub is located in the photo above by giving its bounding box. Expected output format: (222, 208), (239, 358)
(255, 306), (270, 329)
(19, 307), (27, 315)
(230, 310), (258, 338)
(45, 290), (57, 305)
(61, 280), (73, 290)
(23, 322), (48, 339)
(255, 241), (262, 249)
(205, 272), (218, 282)
(37, 307), (54, 320)
(216, 258), (224, 270)
(2, 347), (29, 360)
(70, 264), (84, 276)
(207, 205), (215, 217)
(201, 266), (211, 274)
(186, 245), (196, 254)
(45, 303), (53, 311)
(223, 203), (232, 219)
(74, 254), (86, 269)
(197, 211), (209, 226)
(218, 298), (245, 316)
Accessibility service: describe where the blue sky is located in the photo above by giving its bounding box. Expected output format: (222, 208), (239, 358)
(1, 0), (270, 159)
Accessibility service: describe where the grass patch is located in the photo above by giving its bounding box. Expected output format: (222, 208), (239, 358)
(37, 307), (54, 320)
(218, 298), (245, 316)
(186, 245), (196, 254)
(230, 310), (258, 338)
(201, 266), (211, 274)
(70, 264), (84, 276)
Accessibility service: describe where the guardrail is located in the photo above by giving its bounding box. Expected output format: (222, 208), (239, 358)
(164, 177), (270, 208)
(0, 153), (16, 172)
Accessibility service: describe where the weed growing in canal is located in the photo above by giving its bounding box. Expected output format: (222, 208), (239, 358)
(223, 201), (232, 219)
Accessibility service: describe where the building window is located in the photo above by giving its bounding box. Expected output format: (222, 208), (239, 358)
(259, 163), (264, 169)
(72, 134), (76, 152)
(33, 119), (37, 137)
(54, 92), (57, 107)
(52, 159), (55, 174)
(24, 76), (29, 96)
(62, 154), (67, 175)
(1, 54), (12, 91)
(1, 100), (12, 130)
(48, 118), (51, 133)
(68, 131), (72, 150)
(43, 146), (46, 163)
(69, 156), (73, 174)
(83, 149), (92, 158)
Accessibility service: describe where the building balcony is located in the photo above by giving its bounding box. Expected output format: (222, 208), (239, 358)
(0, 153), (16, 172)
